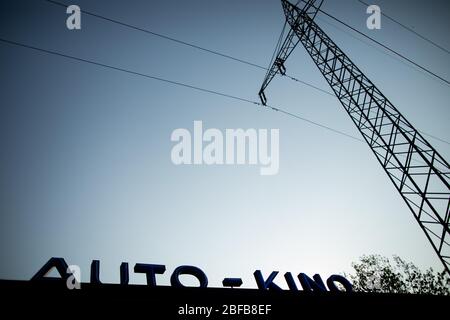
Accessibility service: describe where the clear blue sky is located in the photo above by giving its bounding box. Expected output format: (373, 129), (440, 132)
(0, 0), (449, 288)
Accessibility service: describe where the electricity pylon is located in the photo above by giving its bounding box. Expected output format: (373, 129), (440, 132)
(259, 0), (450, 274)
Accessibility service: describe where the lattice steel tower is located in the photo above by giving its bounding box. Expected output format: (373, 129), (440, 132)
(259, 0), (450, 274)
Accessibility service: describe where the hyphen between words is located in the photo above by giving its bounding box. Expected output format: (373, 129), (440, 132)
(32, 257), (353, 292)
(171, 121), (280, 175)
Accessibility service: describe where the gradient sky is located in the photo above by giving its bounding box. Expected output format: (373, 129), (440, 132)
(0, 0), (449, 288)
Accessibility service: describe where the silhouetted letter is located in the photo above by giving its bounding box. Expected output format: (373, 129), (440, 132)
(284, 272), (299, 291)
(90, 260), (102, 284)
(298, 273), (327, 292)
(170, 265), (208, 288)
(327, 275), (353, 292)
(31, 257), (70, 281)
(254, 270), (282, 291)
(134, 263), (166, 287)
(120, 262), (129, 285)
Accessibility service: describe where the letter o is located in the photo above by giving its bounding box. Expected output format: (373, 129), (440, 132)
(326, 274), (353, 292)
(170, 265), (208, 288)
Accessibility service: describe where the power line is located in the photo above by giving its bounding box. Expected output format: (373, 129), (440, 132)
(43, 0), (334, 98)
(43, 0), (448, 144)
(16, 1), (450, 145)
(0, 38), (255, 105)
(0, 36), (363, 143)
(318, 9), (450, 86)
(272, 108), (363, 142)
(317, 16), (412, 68)
(357, 0), (450, 55)
(286, 74), (335, 97)
(266, 20), (288, 81)
(418, 131), (450, 146)
(46, 0), (265, 70)
(314, 19), (450, 145)
(2, 36), (446, 165)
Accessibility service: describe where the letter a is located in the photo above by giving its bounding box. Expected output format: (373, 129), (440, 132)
(366, 5), (381, 30)
(66, 5), (81, 30)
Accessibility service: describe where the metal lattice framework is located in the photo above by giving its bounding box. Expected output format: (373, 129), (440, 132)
(259, 0), (450, 274)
